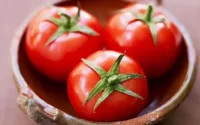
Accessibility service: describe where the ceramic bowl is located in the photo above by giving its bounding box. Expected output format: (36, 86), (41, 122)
(11, 0), (197, 125)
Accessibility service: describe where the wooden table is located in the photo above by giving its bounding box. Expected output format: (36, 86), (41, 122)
(1, 0), (199, 125)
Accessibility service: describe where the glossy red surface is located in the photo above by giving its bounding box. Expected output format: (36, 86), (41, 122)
(2, 0), (199, 125)
(104, 4), (182, 78)
(68, 50), (148, 122)
(26, 6), (103, 81)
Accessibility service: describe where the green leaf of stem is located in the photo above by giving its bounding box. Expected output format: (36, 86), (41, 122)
(148, 22), (157, 44)
(93, 86), (114, 111)
(82, 59), (107, 78)
(115, 84), (143, 100)
(117, 74), (145, 83)
(45, 27), (66, 46)
(47, 17), (62, 25)
(70, 25), (99, 36)
(84, 79), (107, 106)
(108, 54), (124, 75)
(60, 13), (71, 27)
(60, 13), (70, 22)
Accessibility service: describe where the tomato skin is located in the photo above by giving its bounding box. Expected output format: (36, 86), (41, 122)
(104, 4), (182, 78)
(25, 6), (103, 81)
(68, 50), (148, 122)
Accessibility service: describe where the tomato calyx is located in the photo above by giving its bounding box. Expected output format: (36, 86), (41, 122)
(45, 2), (99, 46)
(141, 5), (157, 44)
(121, 5), (170, 45)
(82, 54), (145, 112)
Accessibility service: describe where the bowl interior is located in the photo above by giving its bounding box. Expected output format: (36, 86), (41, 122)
(17, 0), (188, 121)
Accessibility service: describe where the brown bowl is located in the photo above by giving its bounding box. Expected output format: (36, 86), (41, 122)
(11, 0), (197, 125)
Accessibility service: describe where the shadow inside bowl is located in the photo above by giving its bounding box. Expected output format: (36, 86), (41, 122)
(17, 0), (188, 121)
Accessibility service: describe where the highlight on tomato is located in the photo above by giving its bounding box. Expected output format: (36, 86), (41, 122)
(104, 4), (182, 78)
(25, 3), (104, 81)
(67, 50), (148, 122)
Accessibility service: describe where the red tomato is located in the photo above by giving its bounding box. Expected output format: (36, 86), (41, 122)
(104, 4), (182, 78)
(68, 50), (148, 122)
(25, 6), (103, 81)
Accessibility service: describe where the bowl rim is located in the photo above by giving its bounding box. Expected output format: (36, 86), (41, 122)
(10, 1), (197, 125)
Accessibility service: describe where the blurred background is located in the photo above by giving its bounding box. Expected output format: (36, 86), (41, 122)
(0, 0), (200, 125)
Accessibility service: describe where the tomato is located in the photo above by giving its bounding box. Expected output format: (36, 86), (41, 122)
(104, 4), (182, 78)
(68, 50), (148, 122)
(25, 5), (103, 81)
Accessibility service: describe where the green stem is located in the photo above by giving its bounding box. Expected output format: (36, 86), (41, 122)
(145, 5), (153, 22)
(60, 13), (71, 28)
(77, 1), (81, 18)
(107, 75), (118, 85)
(71, 1), (81, 26)
(66, 18), (71, 28)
